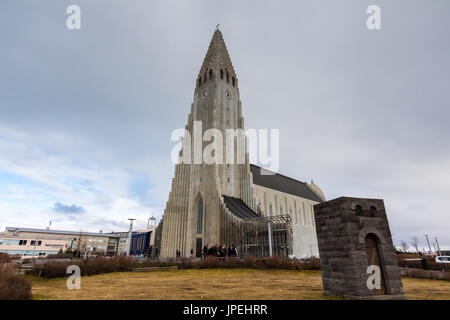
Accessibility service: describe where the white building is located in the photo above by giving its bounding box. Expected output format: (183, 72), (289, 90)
(0, 227), (121, 258)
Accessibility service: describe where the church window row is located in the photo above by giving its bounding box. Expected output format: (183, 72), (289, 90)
(198, 68), (236, 88)
(197, 198), (203, 234)
(261, 193), (318, 227)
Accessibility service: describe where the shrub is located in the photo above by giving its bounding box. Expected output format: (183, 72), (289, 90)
(0, 253), (12, 264)
(0, 264), (32, 300)
(46, 253), (73, 259)
(300, 257), (321, 270)
(223, 257), (242, 269)
(178, 258), (197, 269)
(158, 261), (175, 268)
(255, 255), (298, 270)
(242, 256), (257, 268)
(199, 257), (223, 269)
(30, 254), (321, 279)
(30, 256), (134, 279)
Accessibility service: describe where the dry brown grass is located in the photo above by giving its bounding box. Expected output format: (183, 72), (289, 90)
(402, 277), (450, 300)
(28, 269), (450, 300)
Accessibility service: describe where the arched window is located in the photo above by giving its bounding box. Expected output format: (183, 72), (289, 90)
(220, 69), (223, 79)
(289, 208), (292, 218)
(232, 76), (235, 87)
(298, 209), (302, 224)
(370, 206), (377, 217)
(355, 205), (363, 216)
(269, 203), (273, 217)
(280, 206), (283, 215)
(209, 69), (213, 80)
(226, 70), (229, 83)
(197, 198), (203, 234)
(198, 77), (201, 87)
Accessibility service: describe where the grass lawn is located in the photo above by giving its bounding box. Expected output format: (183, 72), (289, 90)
(28, 269), (450, 300)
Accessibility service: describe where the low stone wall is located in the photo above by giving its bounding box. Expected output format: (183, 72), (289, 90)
(131, 266), (178, 272)
(400, 267), (449, 280)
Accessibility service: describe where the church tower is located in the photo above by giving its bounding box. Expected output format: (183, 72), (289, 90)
(160, 29), (256, 258)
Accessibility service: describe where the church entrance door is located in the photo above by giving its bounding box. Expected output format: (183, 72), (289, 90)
(196, 238), (202, 258)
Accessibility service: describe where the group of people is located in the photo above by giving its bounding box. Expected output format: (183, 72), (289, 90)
(202, 244), (238, 259)
(178, 244), (239, 259)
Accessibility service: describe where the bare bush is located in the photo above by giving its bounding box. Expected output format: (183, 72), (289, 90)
(0, 253), (12, 264)
(30, 256), (134, 279)
(0, 264), (32, 300)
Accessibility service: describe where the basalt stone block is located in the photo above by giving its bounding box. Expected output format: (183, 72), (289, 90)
(314, 197), (407, 300)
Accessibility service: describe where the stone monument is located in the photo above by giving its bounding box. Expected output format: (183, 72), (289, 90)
(314, 197), (407, 299)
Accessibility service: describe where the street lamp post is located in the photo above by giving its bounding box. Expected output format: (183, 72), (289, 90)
(424, 235), (433, 255)
(147, 216), (156, 230)
(268, 222), (273, 257)
(435, 237), (442, 256)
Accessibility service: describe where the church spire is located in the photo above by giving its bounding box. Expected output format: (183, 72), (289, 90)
(197, 28), (236, 88)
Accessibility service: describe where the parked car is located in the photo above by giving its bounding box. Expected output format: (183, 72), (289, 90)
(435, 256), (450, 263)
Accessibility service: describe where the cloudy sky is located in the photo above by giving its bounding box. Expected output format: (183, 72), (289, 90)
(0, 1), (449, 250)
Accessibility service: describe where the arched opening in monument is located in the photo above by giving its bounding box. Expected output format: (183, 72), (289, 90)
(370, 206), (377, 217)
(209, 68), (213, 80)
(355, 204), (363, 216)
(365, 233), (387, 295)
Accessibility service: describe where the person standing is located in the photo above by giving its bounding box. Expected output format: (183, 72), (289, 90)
(202, 244), (208, 260)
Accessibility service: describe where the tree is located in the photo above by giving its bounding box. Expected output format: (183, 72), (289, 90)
(410, 236), (420, 254)
(400, 240), (409, 253)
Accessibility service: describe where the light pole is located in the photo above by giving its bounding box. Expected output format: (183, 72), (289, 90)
(435, 237), (442, 256)
(268, 222), (273, 257)
(147, 216), (156, 230)
(424, 235), (433, 255)
(127, 218), (136, 256)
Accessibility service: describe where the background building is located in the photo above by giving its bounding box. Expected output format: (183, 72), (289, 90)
(0, 227), (120, 258)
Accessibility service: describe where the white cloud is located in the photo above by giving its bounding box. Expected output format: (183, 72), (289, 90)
(0, 124), (163, 233)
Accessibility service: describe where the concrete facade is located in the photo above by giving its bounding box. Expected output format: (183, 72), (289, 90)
(160, 29), (255, 258)
(314, 197), (406, 299)
(253, 184), (320, 258)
